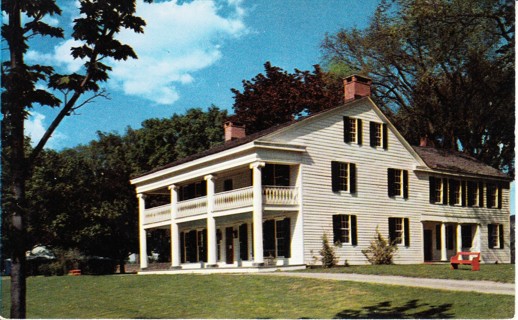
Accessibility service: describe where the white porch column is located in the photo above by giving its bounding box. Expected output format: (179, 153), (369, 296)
(205, 174), (218, 267)
(474, 224), (481, 252)
(456, 224), (462, 252)
(440, 223), (447, 261)
(137, 193), (148, 269)
(250, 161), (265, 266)
(169, 185), (181, 269)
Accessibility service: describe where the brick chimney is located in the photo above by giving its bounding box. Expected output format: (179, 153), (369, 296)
(419, 136), (434, 147)
(344, 75), (372, 101)
(224, 121), (246, 142)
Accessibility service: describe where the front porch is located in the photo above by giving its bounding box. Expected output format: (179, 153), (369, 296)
(422, 221), (481, 262)
(136, 161), (304, 271)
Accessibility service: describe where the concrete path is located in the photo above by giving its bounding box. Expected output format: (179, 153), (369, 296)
(259, 272), (515, 296)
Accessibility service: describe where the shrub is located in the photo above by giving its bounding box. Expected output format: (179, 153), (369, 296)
(319, 233), (337, 268)
(362, 227), (398, 265)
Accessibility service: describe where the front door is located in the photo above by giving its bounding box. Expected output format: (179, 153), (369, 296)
(424, 229), (433, 261)
(225, 227), (234, 264)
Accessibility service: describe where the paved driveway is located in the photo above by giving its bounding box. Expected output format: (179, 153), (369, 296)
(260, 272), (515, 295)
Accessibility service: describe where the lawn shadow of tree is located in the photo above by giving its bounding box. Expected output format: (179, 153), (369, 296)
(334, 299), (454, 319)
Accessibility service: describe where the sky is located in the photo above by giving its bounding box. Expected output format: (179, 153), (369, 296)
(14, 0), (516, 213)
(23, 0), (381, 150)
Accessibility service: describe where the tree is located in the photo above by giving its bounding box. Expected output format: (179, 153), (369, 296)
(2, 1), (149, 317)
(361, 227), (398, 265)
(126, 106), (227, 175)
(319, 233), (337, 268)
(322, 0), (514, 176)
(230, 61), (343, 135)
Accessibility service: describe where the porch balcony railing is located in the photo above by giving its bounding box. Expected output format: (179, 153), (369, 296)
(214, 186), (254, 211)
(176, 196), (207, 218)
(143, 204), (170, 226)
(144, 186), (299, 224)
(263, 186), (299, 205)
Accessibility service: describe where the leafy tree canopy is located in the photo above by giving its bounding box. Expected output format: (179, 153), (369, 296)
(230, 61), (344, 135)
(322, 0), (514, 176)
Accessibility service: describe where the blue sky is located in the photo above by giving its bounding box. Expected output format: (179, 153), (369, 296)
(19, 0), (515, 213)
(24, 0), (381, 150)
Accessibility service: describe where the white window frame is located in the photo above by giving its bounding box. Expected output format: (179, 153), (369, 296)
(488, 184), (499, 208)
(490, 224), (500, 248)
(338, 162), (350, 192)
(374, 122), (383, 147)
(454, 181), (462, 205)
(349, 118), (358, 143)
(434, 178), (443, 204)
(393, 169), (403, 197)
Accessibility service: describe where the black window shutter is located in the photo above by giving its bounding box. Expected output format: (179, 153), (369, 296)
(498, 184), (503, 209)
(382, 123), (388, 150)
(466, 181), (468, 207)
(404, 218), (410, 247)
(369, 122), (376, 147)
(350, 163), (357, 193)
(429, 177), (436, 203)
(488, 224), (494, 249)
(442, 178), (448, 205)
(486, 183), (492, 208)
(448, 179), (456, 206)
(388, 218), (396, 244)
(332, 215), (341, 243)
(357, 119), (363, 145)
(403, 170), (409, 199)
(343, 116), (351, 143)
(284, 218), (291, 258)
(435, 225), (441, 250)
(387, 168), (395, 197)
(499, 224), (504, 249)
(351, 215), (358, 246)
(331, 161), (339, 192)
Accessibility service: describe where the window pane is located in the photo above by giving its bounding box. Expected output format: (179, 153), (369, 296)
(349, 119), (357, 142)
(339, 163), (349, 191)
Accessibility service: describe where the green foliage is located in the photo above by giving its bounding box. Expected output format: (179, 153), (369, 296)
(231, 61), (343, 135)
(361, 228), (398, 265)
(319, 233), (337, 268)
(322, 0), (515, 176)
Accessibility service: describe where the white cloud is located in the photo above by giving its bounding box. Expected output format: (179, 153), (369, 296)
(25, 112), (67, 150)
(26, 0), (248, 105)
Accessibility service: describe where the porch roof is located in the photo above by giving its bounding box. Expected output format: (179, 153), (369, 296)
(413, 146), (510, 180)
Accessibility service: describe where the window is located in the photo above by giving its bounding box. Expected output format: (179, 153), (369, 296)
(446, 225), (454, 250)
(224, 179), (233, 192)
(388, 217), (410, 246)
(262, 164), (290, 186)
(388, 169), (408, 198)
(467, 181), (483, 207)
(429, 177), (448, 205)
(331, 161), (357, 193)
(332, 215), (358, 245)
(343, 116), (362, 145)
(488, 224), (504, 249)
(263, 218), (291, 258)
(369, 122), (388, 149)
(179, 181), (207, 201)
(486, 183), (502, 209)
(447, 179), (466, 206)
(461, 225), (473, 249)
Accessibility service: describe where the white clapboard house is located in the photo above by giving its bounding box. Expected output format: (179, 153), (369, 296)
(130, 75), (511, 271)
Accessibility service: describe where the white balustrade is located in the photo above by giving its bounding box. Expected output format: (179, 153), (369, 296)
(264, 186), (299, 205)
(177, 196), (207, 218)
(214, 186), (254, 211)
(143, 204), (170, 225)
(145, 186), (298, 223)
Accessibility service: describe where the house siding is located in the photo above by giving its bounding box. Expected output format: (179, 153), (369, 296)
(261, 100), (511, 265)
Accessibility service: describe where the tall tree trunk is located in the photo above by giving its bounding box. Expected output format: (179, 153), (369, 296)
(6, 1), (28, 318)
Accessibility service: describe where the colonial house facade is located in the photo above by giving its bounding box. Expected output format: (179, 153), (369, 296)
(130, 75), (511, 271)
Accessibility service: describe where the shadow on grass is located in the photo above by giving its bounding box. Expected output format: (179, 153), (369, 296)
(334, 299), (453, 319)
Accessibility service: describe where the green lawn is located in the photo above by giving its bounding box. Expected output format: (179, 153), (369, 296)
(1, 274), (514, 319)
(303, 264), (515, 283)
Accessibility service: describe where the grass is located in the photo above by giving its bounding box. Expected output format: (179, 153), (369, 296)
(1, 274), (514, 319)
(303, 263), (515, 283)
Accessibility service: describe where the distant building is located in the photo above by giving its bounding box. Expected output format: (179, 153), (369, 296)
(131, 75), (511, 271)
